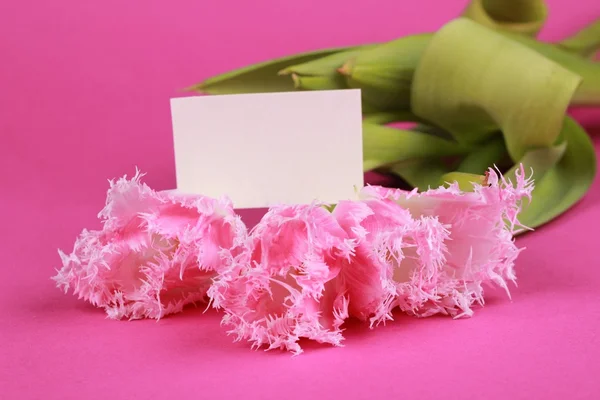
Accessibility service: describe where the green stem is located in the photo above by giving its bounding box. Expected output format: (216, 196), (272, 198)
(291, 74), (345, 90)
(456, 135), (508, 174)
(558, 19), (600, 58)
(362, 111), (423, 125)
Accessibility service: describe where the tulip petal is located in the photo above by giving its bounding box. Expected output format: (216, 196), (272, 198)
(332, 199), (450, 326)
(53, 171), (248, 320)
(209, 204), (354, 355)
(360, 165), (534, 318)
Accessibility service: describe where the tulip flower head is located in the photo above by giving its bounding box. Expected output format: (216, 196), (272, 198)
(332, 198), (450, 326)
(208, 203), (355, 355)
(359, 165), (534, 319)
(53, 165), (535, 355)
(53, 171), (247, 320)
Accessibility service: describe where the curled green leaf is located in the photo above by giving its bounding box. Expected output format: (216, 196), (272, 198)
(462, 0), (548, 36)
(339, 32), (600, 108)
(411, 18), (582, 162)
(507, 141), (567, 180)
(507, 33), (600, 106)
(505, 117), (596, 230)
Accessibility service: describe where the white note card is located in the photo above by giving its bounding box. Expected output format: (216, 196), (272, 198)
(170, 89), (364, 209)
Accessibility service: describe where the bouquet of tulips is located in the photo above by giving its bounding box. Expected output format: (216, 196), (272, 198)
(55, 166), (533, 354)
(190, 0), (600, 231)
(54, 0), (600, 355)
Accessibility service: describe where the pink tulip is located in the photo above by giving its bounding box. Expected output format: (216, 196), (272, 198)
(354, 165), (534, 320)
(208, 204), (355, 355)
(53, 171), (247, 320)
(53, 165), (534, 354)
(332, 199), (449, 326)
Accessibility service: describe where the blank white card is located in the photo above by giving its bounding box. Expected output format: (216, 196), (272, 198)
(170, 89), (364, 209)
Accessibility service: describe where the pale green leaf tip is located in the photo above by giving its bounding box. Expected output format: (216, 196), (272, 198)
(290, 73), (301, 89)
(337, 61), (353, 77)
(184, 83), (204, 93)
(278, 67), (292, 76)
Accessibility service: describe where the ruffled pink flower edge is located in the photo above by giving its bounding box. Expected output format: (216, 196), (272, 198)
(53, 166), (534, 354)
(53, 170), (248, 320)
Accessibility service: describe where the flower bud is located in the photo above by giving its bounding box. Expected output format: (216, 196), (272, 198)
(338, 34), (431, 111)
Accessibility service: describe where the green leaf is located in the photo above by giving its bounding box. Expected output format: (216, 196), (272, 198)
(507, 33), (600, 106)
(558, 19), (600, 58)
(507, 117), (596, 230)
(411, 18), (582, 162)
(439, 172), (486, 191)
(462, 0), (548, 37)
(362, 122), (471, 171)
(507, 140), (567, 181)
(390, 159), (452, 192)
(411, 124), (455, 140)
(289, 73), (382, 111)
(361, 111), (422, 125)
(278, 47), (373, 76)
(338, 34), (431, 111)
(291, 74), (346, 90)
(343, 32), (600, 107)
(455, 135), (508, 174)
(187, 46), (356, 94)
(189, 29), (600, 106)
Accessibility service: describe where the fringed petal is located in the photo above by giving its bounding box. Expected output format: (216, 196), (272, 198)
(209, 204), (354, 355)
(332, 199), (449, 326)
(55, 165), (534, 354)
(359, 165), (534, 318)
(53, 172), (248, 320)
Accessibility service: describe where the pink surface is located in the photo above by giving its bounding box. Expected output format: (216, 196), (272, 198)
(1, 0), (600, 399)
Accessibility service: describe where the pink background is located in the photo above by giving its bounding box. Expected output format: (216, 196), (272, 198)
(1, 0), (600, 399)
